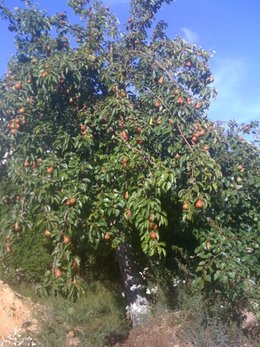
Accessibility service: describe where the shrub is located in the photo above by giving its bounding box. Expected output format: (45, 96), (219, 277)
(1, 226), (52, 284)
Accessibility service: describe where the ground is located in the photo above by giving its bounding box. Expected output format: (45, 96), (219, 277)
(0, 281), (38, 346)
(112, 313), (194, 347)
(0, 280), (257, 347)
(0, 280), (192, 347)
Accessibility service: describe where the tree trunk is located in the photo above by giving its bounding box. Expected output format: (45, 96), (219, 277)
(116, 242), (151, 327)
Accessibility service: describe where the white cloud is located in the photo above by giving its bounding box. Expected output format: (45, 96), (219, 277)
(213, 57), (245, 89)
(181, 27), (198, 43)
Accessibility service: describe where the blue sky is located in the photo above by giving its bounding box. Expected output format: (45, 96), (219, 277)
(0, 0), (260, 124)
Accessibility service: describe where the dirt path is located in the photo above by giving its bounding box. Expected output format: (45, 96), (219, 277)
(0, 281), (38, 344)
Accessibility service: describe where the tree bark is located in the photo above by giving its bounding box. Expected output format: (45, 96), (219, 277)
(116, 242), (151, 327)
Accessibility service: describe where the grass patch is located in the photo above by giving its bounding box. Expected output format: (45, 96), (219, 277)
(176, 287), (256, 347)
(34, 281), (129, 347)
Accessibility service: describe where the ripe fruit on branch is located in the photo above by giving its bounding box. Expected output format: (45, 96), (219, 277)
(41, 71), (48, 78)
(54, 268), (62, 278)
(122, 158), (127, 169)
(24, 161), (30, 167)
(14, 222), (21, 232)
(157, 117), (162, 125)
(194, 101), (202, 110)
(192, 136), (197, 143)
(18, 107), (25, 114)
(31, 161), (36, 169)
(68, 97), (74, 104)
(206, 76), (214, 84)
(47, 166), (53, 174)
(136, 127), (142, 134)
(21, 116), (26, 125)
(199, 129), (205, 137)
(63, 235), (71, 244)
(104, 232), (111, 240)
(124, 191), (129, 200)
(44, 229), (51, 238)
(9, 120), (17, 128)
(149, 222), (154, 230)
(175, 153), (180, 159)
(122, 130), (128, 142)
(70, 197), (77, 205)
(66, 197), (77, 206)
(177, 97), (184, 105)
(128, 17), (133, 23)
(168, 119), (174, 125)
(195, 199), (204, 209)
(150, 231), (157, 240)
(137, 138), (143, 144)
(126, 209), (132, 218)
(111, 85), (117, 93)
(14, 82), (22, 90)
(158, 76), (164, 85)
(185, 61), (192, 68)
(76, 37), (82, 43)
(203, 145), (209, 151)
(182, 202), (189, 210)
(154, 100), (161, 108)
(186, 97), (192, 104)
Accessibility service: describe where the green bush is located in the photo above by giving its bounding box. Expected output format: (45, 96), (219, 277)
(1, 227), (52, 284)
(176, 286), (255, 347)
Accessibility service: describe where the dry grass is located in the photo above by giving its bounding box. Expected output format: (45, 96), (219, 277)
(34, 281), (129, 347)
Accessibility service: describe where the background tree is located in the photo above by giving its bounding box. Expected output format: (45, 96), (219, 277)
(0, 0), (259, 326)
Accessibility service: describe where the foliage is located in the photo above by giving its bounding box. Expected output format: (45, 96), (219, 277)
(0, 0), (259, 305)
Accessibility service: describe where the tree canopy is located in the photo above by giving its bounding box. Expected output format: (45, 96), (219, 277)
(0, 0), (259, 323)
